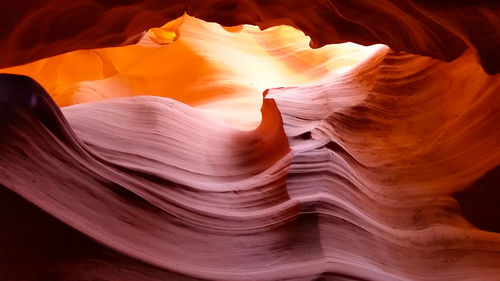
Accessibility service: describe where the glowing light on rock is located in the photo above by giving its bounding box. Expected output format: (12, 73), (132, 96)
(1, 15), (383, 129)
(1, 3), (500, 281)
(147, 15), (183, 44)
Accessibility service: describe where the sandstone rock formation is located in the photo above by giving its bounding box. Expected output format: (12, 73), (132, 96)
(2, 1), (500, 73)
(1, 2), (500, 281)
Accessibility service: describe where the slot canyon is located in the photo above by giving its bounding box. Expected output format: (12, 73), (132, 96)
(1, 1), (500, 280)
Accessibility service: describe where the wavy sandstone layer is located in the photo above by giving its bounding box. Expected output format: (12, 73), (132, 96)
(1, 0), (500, 73)
(1, 2), (500, 281)
(1, 36), (500, 279)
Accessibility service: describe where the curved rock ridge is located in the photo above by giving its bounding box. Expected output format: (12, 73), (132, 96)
(0, 74), (297, 280)
(1, 42), (500, 280)
(268, 47), (500, 280)
(1, 1), (500, 73)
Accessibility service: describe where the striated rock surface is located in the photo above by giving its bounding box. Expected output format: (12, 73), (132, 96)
(2, 37), (500, 280)
(267, 48), (500, 280)
(1, 74), (293, 280)
(1, 2), (500, 281)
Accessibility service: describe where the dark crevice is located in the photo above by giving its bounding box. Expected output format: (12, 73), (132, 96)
(454, 165), (500, 233)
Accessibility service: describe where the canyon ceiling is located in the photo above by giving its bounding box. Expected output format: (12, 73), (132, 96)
(1, 1), (500, 281)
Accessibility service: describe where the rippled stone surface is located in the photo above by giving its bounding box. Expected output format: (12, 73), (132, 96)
(1, 4), (500, 281)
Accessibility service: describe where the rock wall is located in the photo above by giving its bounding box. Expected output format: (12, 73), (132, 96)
(1, 2), (500, 280)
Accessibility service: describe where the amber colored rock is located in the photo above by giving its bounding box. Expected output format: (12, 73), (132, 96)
(2, 41), (500, 280)
(1, 0), (500, 73)
(1, 15), (380, 129)
(1, 2), (500, 281)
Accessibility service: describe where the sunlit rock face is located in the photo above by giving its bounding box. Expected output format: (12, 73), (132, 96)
(1, 15), (380, 129)
(2, 1), (500, 73)
(1, 3), (500, 281)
